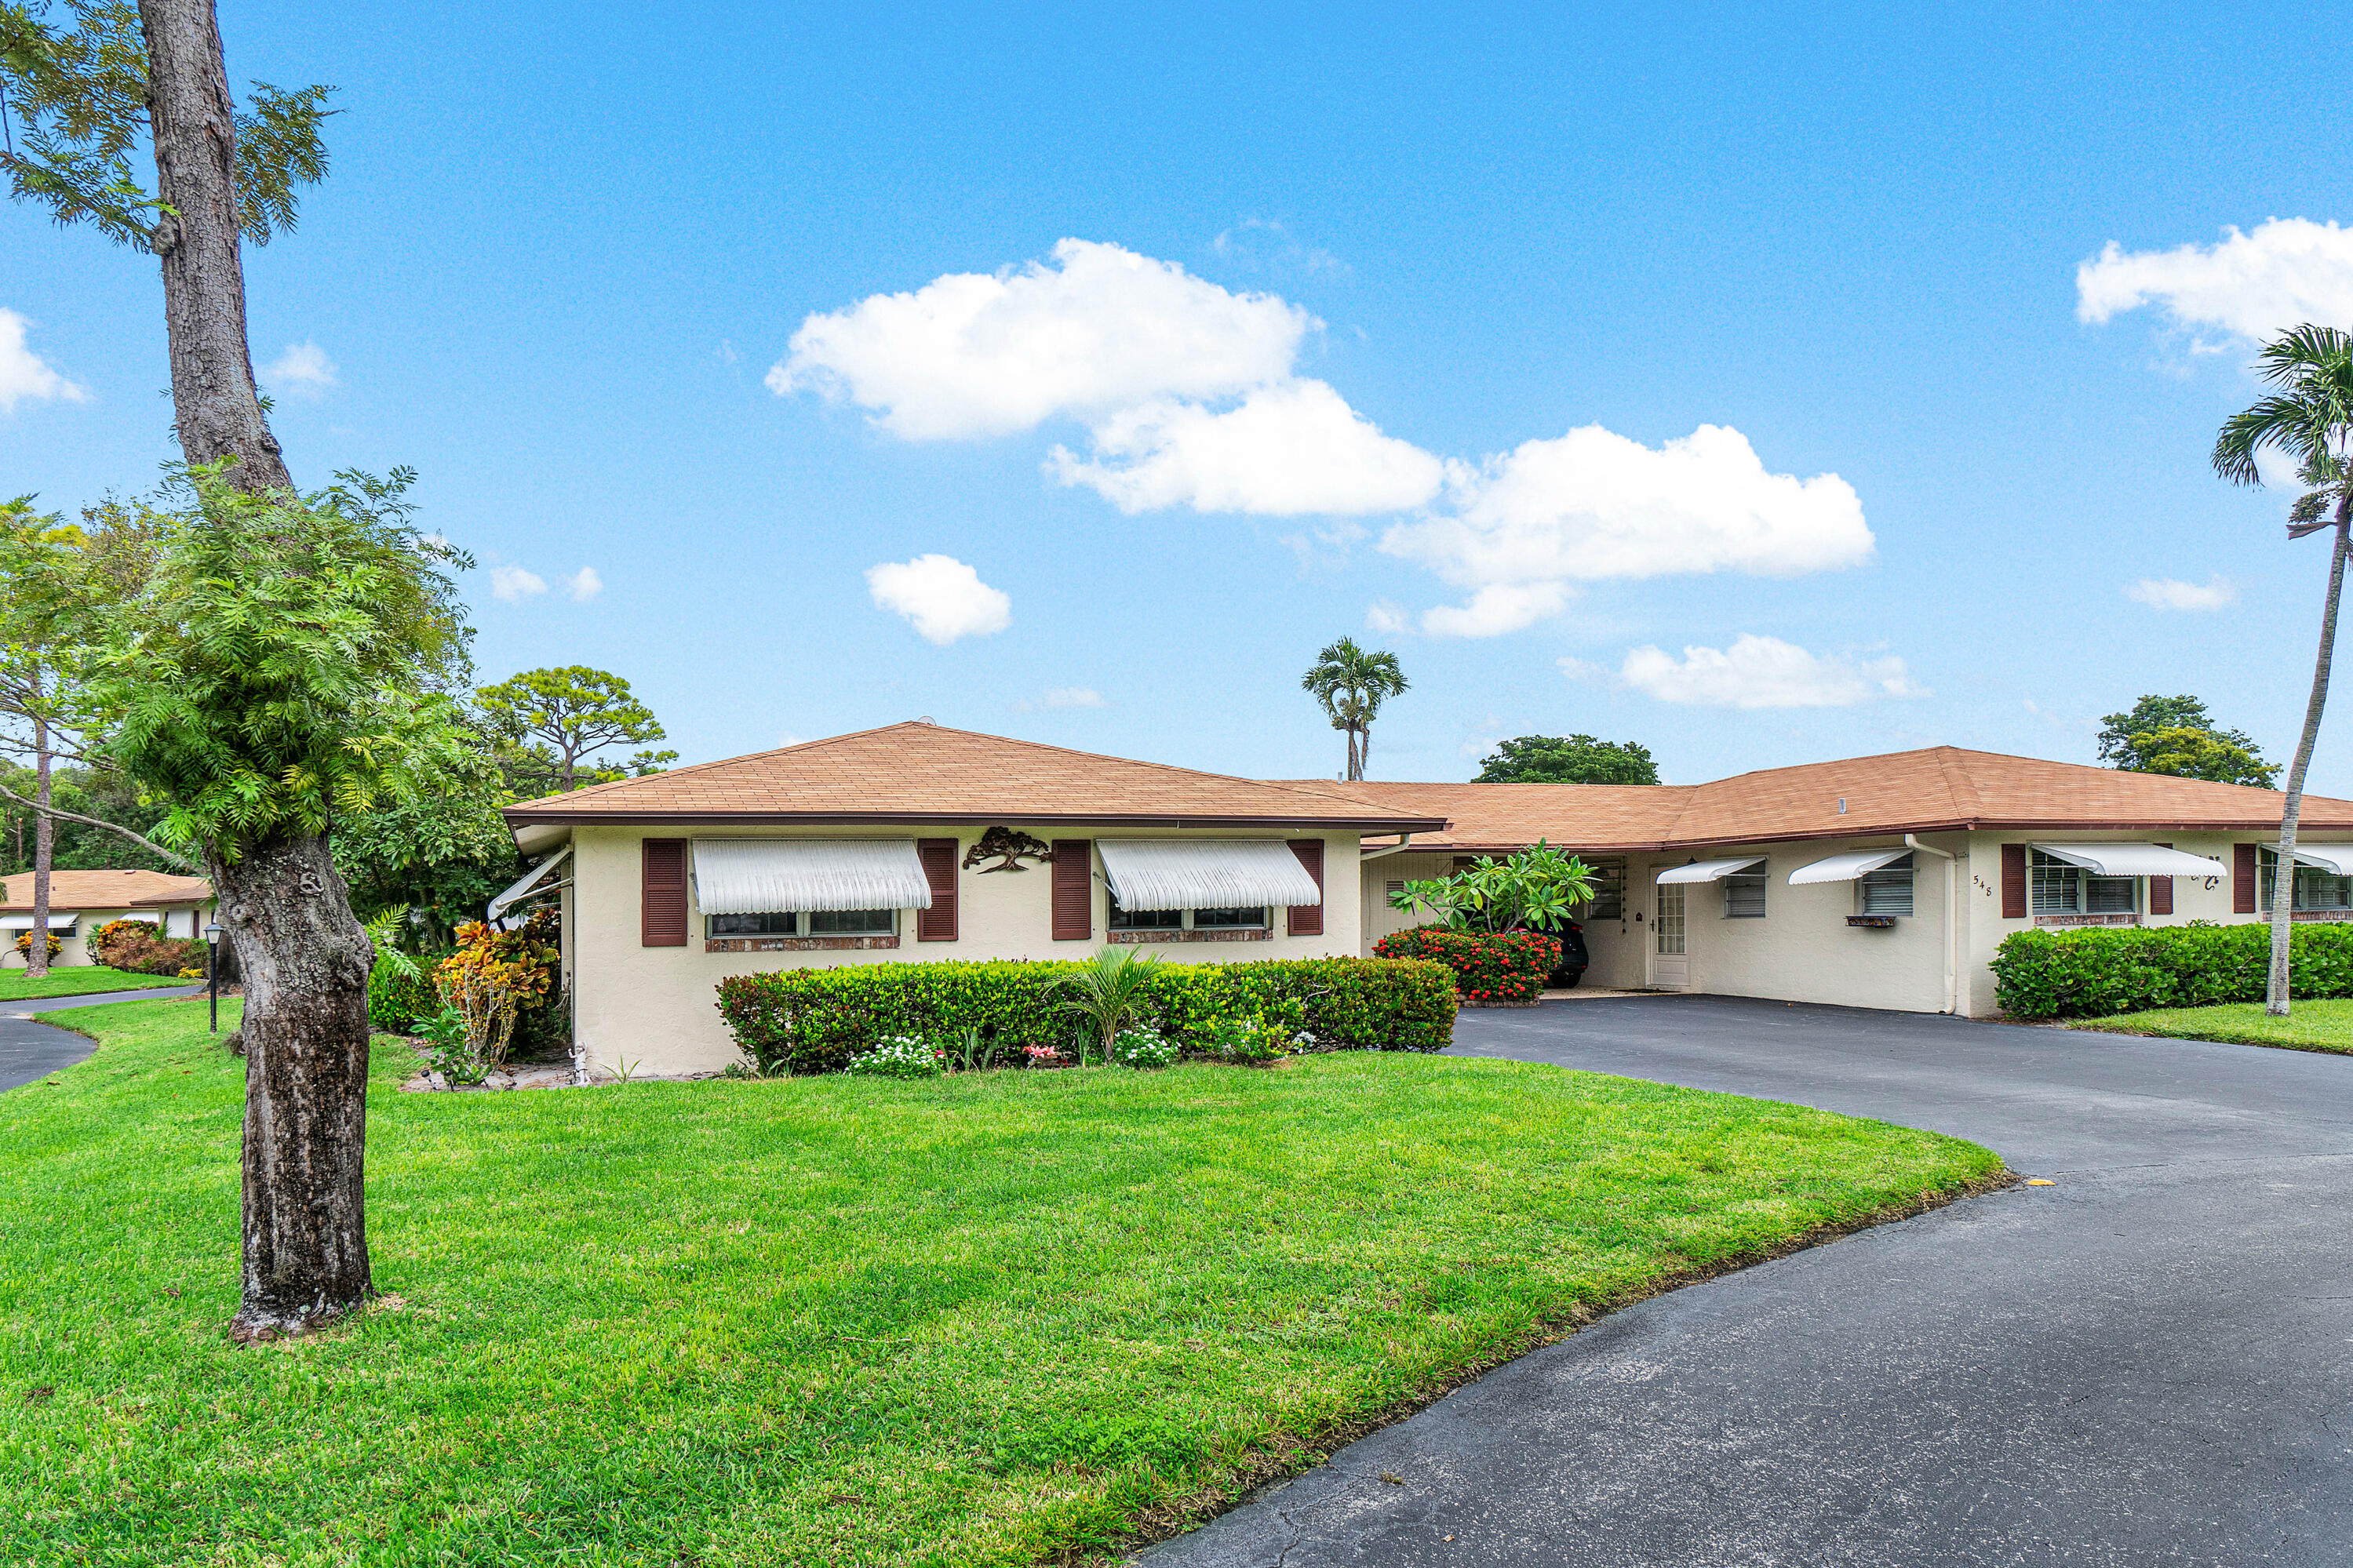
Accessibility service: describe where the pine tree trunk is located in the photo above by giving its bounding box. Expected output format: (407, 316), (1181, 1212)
(214, 832), (375, 1341)
(29, 702), (52, 979)
(2268, 502), (2353, 1016)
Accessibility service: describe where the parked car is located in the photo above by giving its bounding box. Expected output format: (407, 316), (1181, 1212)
(1547, 921), (1590, 988)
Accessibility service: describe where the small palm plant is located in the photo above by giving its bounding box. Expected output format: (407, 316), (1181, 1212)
(1048, 947), (1164, 1065)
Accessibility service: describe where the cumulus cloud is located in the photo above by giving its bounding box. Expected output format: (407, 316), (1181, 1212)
(2125, 574), (2235, 611)
(866, 554), (1012, 645)
(489, 566), (547, 602)
(772, 238), (1309, 439)
(261, 340), (338, 398)
(1602, 635), (1922, 709)
(1365, 600), (1411, 634)
(566, 566), (604, 602)
(0, 309), (87, 412)
(1047, 380), (1443, 515)
(1382, 424), (1871, 635)
(2078, 219), (2353, 342)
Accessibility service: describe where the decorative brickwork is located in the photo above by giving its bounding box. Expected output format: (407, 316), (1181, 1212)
(1104, 928), (1273, 944)
(704, 935), (901, 953)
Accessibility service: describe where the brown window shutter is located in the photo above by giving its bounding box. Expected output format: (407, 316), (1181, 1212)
(641, 839), (688, 947)
(1286, 839), (1325, 937)
(1051, 840), (1093, 940)
(2150, 845), (2173, 916)
(916, 838), (959, 941)
(2001, 844), (2027, 919)
(2235, 842), (2258, 914)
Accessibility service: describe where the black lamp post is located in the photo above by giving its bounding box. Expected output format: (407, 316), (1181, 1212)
(205, 922), (221, 1033)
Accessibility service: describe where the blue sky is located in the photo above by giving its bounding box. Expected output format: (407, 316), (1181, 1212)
(5, 2), (2352, 788)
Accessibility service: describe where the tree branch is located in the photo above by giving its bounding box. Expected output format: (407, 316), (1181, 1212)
(0, 781), (200, 872)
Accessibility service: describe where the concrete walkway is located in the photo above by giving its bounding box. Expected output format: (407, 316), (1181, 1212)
(1146, 995), (2353, 1566)
(0, 984), (202, 1091)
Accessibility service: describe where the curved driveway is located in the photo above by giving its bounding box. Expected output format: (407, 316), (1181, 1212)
(1146, 995), (2353, 1566)
(0, 984), (200, 1091)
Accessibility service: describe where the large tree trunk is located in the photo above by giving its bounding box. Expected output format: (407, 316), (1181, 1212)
(136, 0), (293, 493)
(213, 832), (375, 1341)
(28, 702), (51, 979)
(2268, 502), (2352, 1016)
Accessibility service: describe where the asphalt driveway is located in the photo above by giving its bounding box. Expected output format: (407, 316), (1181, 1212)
(0, 984), (199, 1091)
(1146, 996), (2353, 1566)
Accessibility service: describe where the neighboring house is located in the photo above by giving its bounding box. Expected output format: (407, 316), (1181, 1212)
(497, 722), (1444, 1075)
(499, 726), (2353, 1075)
(0, 869), (217, 970)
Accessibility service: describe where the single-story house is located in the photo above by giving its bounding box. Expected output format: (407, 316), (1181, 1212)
(499, 726), (2353, 1076)
(0, 869), (217, 969)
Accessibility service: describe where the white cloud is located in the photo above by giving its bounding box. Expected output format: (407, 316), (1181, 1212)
(1013, 686), (1105, 713)
(0, 309), (87, 412)
(2078, 219), (2353, 342)
(1610, 635), (1922, 709)
(772, 238), (1309, 439)
(1384, 424), (1871, 635)
(865, 554), (1011, 645)
(261, 340), (337, 398)
(1047, 380), (1443, 516)
(566, 566), (604, 602)
(2125, 574), (2235, 611)
(1365, 599), (1410, 634)
(489, 566), (547, 602)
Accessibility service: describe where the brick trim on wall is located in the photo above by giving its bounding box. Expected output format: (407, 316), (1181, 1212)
(2001, 843), (2027, 920)
(1286, 839), (1324, 937)
(1051, 840), (1093, 940)
(641, 839), (688, 947)
(916, 838), (959, 941)
(2235, 842), (2258, 913)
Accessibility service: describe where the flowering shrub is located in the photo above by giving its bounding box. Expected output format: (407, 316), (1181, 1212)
(1107, 1028), (1180, 1069)
(13, 930), (61, 962)
(846, 1035), (949, 1079)
(1022, 1044), (1066, 1067)
(433, 908), (559, 1068)
(1375, 926), (1560, 1005)
(91, 919), (209, 976)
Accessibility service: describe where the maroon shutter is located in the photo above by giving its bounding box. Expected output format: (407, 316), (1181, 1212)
(916, 838), (959, 941)
(2150, 844), (2173, 916)
(2001, 844), (2027, 919)
(2235, 843), (2258, 914)
(1051, 840), (1092, 940)
(1286, 839), (1325, 937)
(641, 839), (688, 947)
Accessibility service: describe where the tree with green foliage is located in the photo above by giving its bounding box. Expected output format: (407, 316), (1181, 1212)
(475, 666), (674, 796)
(1388, 842), (1598, 934)
(2093, 694), (2272, 782)
(331, 737), (519, 950)
(1474, 733), (1660, 786)
(1301, 637), (1408, 782)
(2213, 325), (2353, 1017)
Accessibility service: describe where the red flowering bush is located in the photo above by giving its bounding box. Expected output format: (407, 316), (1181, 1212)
(1375, 925), (1560, 1005)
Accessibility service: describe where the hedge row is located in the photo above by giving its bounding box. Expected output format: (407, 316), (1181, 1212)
(1372, 926), (1561, 1005)
(1991, 921), (2353, 1019)
(715, 955), (1458, 1075)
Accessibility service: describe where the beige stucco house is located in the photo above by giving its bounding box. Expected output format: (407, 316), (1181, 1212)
(0, 869), (217, 970)
(500, 726), (2353, 1075)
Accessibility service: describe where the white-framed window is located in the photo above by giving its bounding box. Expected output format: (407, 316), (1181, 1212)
(707, 908), (894, 939)
(1859, 854), (1914, 917)
(1655, 881), (1687, 953)
(1108, 890), (1265, 931)
(1579, 857), (1626, 921)
(1723, 862), (1768, 919)
(2031, 851), (2136, 916)
(2258, 848), (2353, 911)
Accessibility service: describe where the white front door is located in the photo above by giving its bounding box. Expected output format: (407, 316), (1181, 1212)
(1652, 880), (1688, 989)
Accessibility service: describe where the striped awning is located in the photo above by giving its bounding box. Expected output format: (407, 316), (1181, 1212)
(1656, 857), (1766, 885)
(1095, 839), (1320, 910)
(2032, 843), (2228, 879)
(690, 839), (931, 915)
(1788, 849), (1910, 885)
(2274, 843), (2353, 877)
(0, 914), (83, 930)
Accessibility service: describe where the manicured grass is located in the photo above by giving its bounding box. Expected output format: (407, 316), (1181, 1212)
(0, 999), (1999, 1567)
(2064, 999), (2353, 1054)
(0, 964), (189, 1001)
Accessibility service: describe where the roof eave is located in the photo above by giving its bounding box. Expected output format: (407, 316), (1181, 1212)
(501, 809), (1452, 833)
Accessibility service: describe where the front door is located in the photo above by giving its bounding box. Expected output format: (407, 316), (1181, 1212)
(1652, 880), (1688, 989)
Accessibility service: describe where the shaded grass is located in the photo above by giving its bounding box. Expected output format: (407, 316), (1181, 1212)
(2064, 998), (2353, 1055)
(0, 965), (188, 1001)
(0, 998), (1999, 1566)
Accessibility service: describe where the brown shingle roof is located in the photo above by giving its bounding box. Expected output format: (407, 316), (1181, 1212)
(502, 722), (1448, 831)
(0, 869), (213, 913)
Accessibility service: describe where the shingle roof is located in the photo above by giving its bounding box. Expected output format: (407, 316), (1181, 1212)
(1309, 746), (2353, 853)
(0, 869), (213, 913)
(502, 722), (1448, 831)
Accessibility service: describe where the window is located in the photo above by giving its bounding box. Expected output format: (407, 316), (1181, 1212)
(1107, 890), (1181, 930)
(1859, 855), (1914, 917)
(2258, 848), (2353, 912)
(1579, 858), (1626, 921)
(707, 908), (894, 939)
(1193, 906), (1267, 928)
(1723, 862), (1767, 919)
(810, 908), (895, 936)
(2031, 851), (2136, 917)
(1655, 881), (1687, 954)
(1107, 890), (1264, 931)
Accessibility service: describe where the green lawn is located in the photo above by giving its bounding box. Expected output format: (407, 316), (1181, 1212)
(0, 999), (2000, 1567)
(2064, 999), (2353, 1054)
(0, 965), (190, 1002)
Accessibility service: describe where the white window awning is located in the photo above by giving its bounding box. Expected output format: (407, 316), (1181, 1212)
(1656, 857), (1767, 885)
(2032, 843), (2230, 879)
(487, 844), (574, 924)
(691, 839), (931, 915)
(1096, 839), (1320, 910)
(0, 914), (82, 930)
(1787, 849), (1911, 886)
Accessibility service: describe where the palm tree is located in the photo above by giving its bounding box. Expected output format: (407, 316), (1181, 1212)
(1047, 946), (1164, 1064)
(1301, 637), (1409, 781)
(2213, 324), (2353, 1016)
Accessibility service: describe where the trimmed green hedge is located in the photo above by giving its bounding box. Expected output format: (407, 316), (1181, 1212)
(1373, 926), (1561, 1005)
(715, 955), (1458, 1075)
(1991, 921), (2353, 1019)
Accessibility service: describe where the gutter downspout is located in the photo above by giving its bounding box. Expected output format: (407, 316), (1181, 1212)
(1906, 834), (1958, 1015)
(1360, 834), (1415, 863)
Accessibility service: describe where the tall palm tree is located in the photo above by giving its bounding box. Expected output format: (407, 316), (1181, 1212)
(1302, 637), (1409, 781)
(2213, 324), (2353, 1017)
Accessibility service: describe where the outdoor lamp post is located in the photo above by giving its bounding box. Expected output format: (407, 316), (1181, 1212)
(205, 922), (222, 1034)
